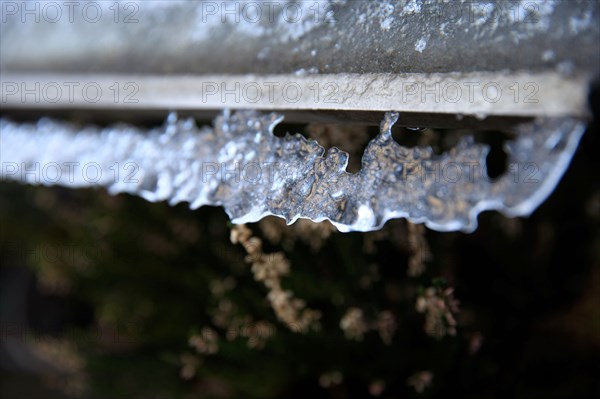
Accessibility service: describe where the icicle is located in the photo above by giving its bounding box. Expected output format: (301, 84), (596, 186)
(0, 111), (585, 232)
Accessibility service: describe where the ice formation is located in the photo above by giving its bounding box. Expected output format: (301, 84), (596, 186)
(0, 111), (585, 232)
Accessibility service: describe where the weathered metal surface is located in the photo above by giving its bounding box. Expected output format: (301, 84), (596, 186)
(1, 0), (598, 75)
(1, 1), (597, 118)
(0, 72), (590, 117)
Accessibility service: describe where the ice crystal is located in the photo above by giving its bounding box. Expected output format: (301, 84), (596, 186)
(0, 111), (585, 232)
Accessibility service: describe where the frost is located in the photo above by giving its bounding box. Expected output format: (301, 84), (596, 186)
(401, 0), (421, 15)
(294, 67), (320, 76)
(379, 3), (395, 30)
(569, 10), (593, 34)
(189, 0), (340, 43)
(0, 111), (585, 233)
(415, 38), (427, 53)
(518, 0), (555, 32)
(380, 17), (394, 31)
(542, 50), (555, 62)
